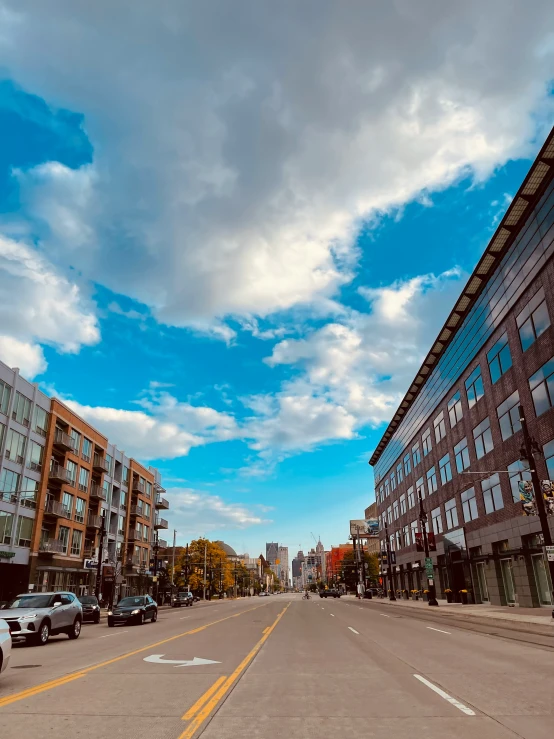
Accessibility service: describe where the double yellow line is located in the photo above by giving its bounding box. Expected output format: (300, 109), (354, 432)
(0, 602), (269, 710)
(179, 602), (290, 738)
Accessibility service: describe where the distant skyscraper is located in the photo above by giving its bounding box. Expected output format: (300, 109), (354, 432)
(266, 542), (279, 565)
(278, 546), (289, 586)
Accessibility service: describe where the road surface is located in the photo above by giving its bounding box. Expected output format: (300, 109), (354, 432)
(0, 594), (552, 738)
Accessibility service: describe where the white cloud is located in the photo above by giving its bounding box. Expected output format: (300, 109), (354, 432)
(0, 1), (552, 332)
(0, 234), (100, 377)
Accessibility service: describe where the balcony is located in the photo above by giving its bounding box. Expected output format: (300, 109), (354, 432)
(127, 528), (139, 541)
(130, 504), (147, 518)
(155, 538), (168, 549)
(93, 453), (110, 473)
(86, 513), (102, 529)
(43, 499), (65, 518)
(90, 483), (107, 501)
(155, 495), (169, 510)
(53, 427), (74, 452)
(132, 478), (145, 494)
(154, 517), (168, 530)
(39, 539), (65, 554)
(48, 463), (72, 485)
(83, 545), (95, 558)
(125, 553), (141, 568)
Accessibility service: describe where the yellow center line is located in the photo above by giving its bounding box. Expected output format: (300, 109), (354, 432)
(0, 602), (269, 710)
(179, 602), (291, 739)
(182, 676), (227, 720)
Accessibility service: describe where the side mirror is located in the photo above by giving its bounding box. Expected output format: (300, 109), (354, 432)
(52, 601), (62, 608)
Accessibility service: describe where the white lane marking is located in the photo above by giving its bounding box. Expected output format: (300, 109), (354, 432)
(144, 655), (221, 668)
(413, 674), (475, 716)
(348, 627), (360, 634)
(427, 627), (451, 634)
(380, 614), (390, 618)
(98, 631), (128, 638)
(330, 614), (335, 617)
(180, 616), (190, 620)
(321, 608), (324, 610)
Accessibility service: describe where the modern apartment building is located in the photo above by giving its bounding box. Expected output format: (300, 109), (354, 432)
(0, 360), (168, 601)
(370, 128), (554, 608)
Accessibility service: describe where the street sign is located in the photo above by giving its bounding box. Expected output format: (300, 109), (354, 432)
(425, 557), (434, 578)
(546, 545), (554, 562)
(84, 558), (98, 569)
(143, 655), (221, 668)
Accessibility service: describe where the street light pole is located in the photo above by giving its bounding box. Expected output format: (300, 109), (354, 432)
(203, 541), (207, 601)
(384, 520), (396, 600)
(518, 406), (554, 615)
(418, 488), (438, 606)
(94, 515), (106, 602)
(153, 530), (160, 604)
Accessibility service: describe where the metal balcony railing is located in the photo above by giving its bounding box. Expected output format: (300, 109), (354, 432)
(48, 463), (72, 484)
(53, 427), (74, 451)
(39, 539), (65, 554)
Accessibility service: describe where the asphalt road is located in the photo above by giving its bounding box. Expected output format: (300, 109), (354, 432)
(0, 593), (552, 738)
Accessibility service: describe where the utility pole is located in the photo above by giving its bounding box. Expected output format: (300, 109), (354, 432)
(94, 515), (106, 602)
(153, 530), (160, 604)
(384, 520), (396, 601)
(203, 541), (207, 601)
(518, 406), (554, 615)
(418, 488), (438, 606)
(171, 529), (176, 592)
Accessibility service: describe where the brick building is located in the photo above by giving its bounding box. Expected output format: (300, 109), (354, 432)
(370, 128), (554, 608)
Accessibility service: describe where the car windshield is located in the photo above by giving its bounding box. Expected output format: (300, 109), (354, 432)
(118, 597), (145, 607)
(79, 596), (98, 605)
(178, 592), (190, 597)
(5, 594), (53, 609)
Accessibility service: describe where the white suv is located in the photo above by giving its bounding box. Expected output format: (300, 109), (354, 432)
(0, 618), (11, 674)
(1, 592), (83, 646)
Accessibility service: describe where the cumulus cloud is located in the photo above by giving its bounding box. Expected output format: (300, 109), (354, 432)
(0, 0), (552, 333)
(0, 234), (100, 377)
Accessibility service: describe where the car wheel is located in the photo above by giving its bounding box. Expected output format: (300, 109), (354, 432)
(68, 617), (82, 640)
(94, 614), (100, 624)
(35, 620), (50, 646)
(152, 610), (157, 622)
(108, 620), (114, 627)
(140, 612), (145, 625)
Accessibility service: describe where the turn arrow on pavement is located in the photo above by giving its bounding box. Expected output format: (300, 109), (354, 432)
(143, 655), (221, 668)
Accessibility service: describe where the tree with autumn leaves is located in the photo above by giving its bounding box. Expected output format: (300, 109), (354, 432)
(171, 538), (252, 599)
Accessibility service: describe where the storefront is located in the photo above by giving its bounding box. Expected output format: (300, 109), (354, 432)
(0, 552), (30, 602)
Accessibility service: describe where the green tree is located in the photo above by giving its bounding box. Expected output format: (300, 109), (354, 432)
(339, 550), (378, 590)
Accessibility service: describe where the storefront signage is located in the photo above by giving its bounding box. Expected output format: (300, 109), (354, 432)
(0, 550), (15, 559)
(546, 545), (554, 562)
(519, 480), (554, 516)
(84, 559), (98, 569)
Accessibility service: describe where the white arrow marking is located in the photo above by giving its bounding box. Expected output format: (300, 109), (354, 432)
(143, 655), (221, 667)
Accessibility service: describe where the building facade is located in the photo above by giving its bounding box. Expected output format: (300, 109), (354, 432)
(0, 360), (168, 602)
(370, 130), (554, 608)
(278, 545), (289, 586)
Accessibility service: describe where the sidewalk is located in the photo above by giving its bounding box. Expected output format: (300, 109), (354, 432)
(347, 595), (554, 637)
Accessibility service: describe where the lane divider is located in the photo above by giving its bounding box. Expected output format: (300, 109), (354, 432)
(348, 627), (360, 635)
(179, 602), (291, 739)
(182, 676), (227, 720)
(427, 627), (451, 635)
(413, 674), (475, 716)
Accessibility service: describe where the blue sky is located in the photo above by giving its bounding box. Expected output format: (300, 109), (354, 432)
(0, 2), (553, 560)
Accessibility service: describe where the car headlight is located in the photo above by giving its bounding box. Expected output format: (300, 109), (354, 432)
(131, 609), (141, 615)
(107, 611), (113, 616)
(19, 613), (38, 620)
(94, 605), (100, 611)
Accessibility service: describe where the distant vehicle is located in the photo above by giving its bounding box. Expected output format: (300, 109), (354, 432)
(0, 619), (11, 675)
(108, 595), (157, 626)
(78, 595), (101, 623)
(319, 589), (341, 598)
(258, 592), (270, 597)
(171, 592), (194, 608)
(1, 592), (82, 646)
(364, 588), (378, 599)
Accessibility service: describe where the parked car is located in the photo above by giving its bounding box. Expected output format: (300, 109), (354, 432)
(258, 592), (270, 597)
(0, 618), (11, 675)
(107, 595), (157, 626)
(78, 595), (101, 623)
(171, 592), (194, 608)
(1, 592), (83, 646)
(319, 589), (341, 598)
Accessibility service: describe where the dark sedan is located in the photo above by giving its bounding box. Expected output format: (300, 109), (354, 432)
(78, 595), (101, 623)
(107, 596), (157, 627)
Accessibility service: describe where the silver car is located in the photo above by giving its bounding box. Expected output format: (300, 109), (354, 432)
(1, 592), (83, 646)
(0, 618), (11, 674)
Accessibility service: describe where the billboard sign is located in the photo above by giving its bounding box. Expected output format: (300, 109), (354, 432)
(350, 519), (378, 537)
(519, 480), (554, 516)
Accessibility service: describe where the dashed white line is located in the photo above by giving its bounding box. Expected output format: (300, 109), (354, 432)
(98, 631), (128, 638)
(348, 627), (360, 634)
(180, 616), (190, 620)
(330, 614), (335, 617)
(427, 627), (451, 634)
(413, 675), (475, 715)
(380, 614), (390, 618)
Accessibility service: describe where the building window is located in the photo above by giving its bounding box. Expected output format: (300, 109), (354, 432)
(422, 428), (432, 457)
(497, 390), (522, 441)
(403, 453), (411, 476)
(407, 486), (415, 509)
(0, 469), (20, 500)
(465, 365), (484, 408)
(461, 487), (478, 522)
(544, 439), (554, 479)
(26, 441), (44, 473)
(146, 481), (152, 498)
(33, 406), (49, 436)
(384, 479), (390, 497)
(71, 529), (83, 556)
(390, 470), (396, 491)
(412, 443), (421, 468)
(58, 525), (70, 553)
(416, 476), (426, 500)
(0, 510), (13, 544)
(410, 519), (418, 544)
(399, 494), (406, 515)
(378, 485), (384, 504)
(473, 417), (494, 459)
(529, 356), (554, 417)
(75, 498), (86, 524)
(431, 506), (443, 534)
(445, 498), (459, 530)
(402, 525), (410, 548)
(16, 516), (33, 547)
(70, 429), (81, 454)
(78, 467), (90, 493)
(507, 459), (532, 503)
(393, 500), (399, 520)
(105, 454), (113, 473)
(66, 459), (77, 486)
(386, 506), (392, 524)
(12, 391), (32, 427)
(118, 515), (125, 535)
(82, 437), (92, 462)
(439, 453), (453, 484)
(395, 530), (402, 550)
(0, 421), (4, 450)
(5, 428), (26, 464)
(396, 462), (403, 484)
(448, 391), (463, 428)
(123, 465), (129, 484)
(434, 411), (446, 443)
(144, 502), (151, 519)
(454, 437), (470, 473)
(21, 478), (39, 508)
(426, 467), (438, 494)
(143, 525), (149, 543)
(0, 379), (11, 415)
(482, 474), (504, 514)
(516, 287), (550, 352)
(62, 492), (74, 519)
(487, 333), (512, 384)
